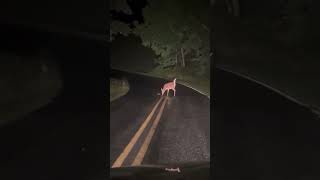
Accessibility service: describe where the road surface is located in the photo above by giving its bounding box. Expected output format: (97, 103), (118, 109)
(110, 70), (210, 167)
(214, 67), (320, 177)
(0, 25), (107, 180)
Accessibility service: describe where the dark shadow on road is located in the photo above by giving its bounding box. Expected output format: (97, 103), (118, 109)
(213, 67), (320, 177)
(0, 23), (107, 180)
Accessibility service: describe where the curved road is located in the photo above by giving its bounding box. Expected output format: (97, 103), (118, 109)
(214, 67), (320, 177)
(0, 25), (107, 180)
(110, 70), (210, 167)
(2, 27), (319, 178)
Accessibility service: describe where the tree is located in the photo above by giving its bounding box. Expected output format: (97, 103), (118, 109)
(111, 0), (210, 75)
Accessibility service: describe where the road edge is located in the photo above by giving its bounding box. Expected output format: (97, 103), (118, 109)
(111, 68), (210, 99)
(110, 78), (130, 102)
(216, 65), (320, 115)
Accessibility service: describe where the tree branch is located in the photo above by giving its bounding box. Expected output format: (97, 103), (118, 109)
(201, 24), (209, 32)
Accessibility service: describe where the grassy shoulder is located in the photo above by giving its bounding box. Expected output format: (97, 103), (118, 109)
(112, 65), (210, 98)
(149, 66), (210, 98)
(110, 34), (210, 98)
(110, 78), (130, 102)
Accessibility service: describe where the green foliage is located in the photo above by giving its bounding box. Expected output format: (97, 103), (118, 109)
(110, 21), (132, 41)
(111, 0), (210, 75)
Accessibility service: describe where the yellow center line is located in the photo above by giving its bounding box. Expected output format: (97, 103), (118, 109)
(112, 96), (164, 168)
(131, 97), (168, 166)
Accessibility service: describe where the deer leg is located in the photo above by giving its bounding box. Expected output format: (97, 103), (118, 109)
(173, 89), (176, 96)
(167, 90), (169, 96)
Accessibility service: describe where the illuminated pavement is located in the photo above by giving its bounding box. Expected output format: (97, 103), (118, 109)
(110, 70), (210, 167)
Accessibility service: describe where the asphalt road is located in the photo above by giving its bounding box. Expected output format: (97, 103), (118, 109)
(110, 70), (210, 167)
(0, 95), (107, 180)
(0, 25), (107, 180)
(213, 67), (320, 178)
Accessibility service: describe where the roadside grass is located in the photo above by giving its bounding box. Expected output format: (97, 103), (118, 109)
(112, 64), (210, 98)
(110, 78), (130, 102)
(110, 34), (210, 98)
(149, 66), (210, 98)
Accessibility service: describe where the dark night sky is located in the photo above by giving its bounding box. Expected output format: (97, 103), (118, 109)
(0, 0), (107, 34)
(110, 0), (148, 28)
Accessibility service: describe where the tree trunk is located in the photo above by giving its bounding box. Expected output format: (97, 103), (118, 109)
(232, 0), (240, 17)
(181, 47), (185, 67)
(175, 49), (178, 67)
(225, 0), (232, 14)
(287, 0), (307, 48)
(211, 0), (215, 6)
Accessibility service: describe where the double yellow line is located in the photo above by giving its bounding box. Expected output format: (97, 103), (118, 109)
(112, 96), (168, 168)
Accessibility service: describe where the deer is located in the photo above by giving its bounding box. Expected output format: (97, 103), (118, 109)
(161, 78), (176, 96)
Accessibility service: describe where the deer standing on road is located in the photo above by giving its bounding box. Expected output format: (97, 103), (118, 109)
(161, 78), (176, 96)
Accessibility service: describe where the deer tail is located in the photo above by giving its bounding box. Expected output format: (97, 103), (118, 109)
(173, 78), (176, 85)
